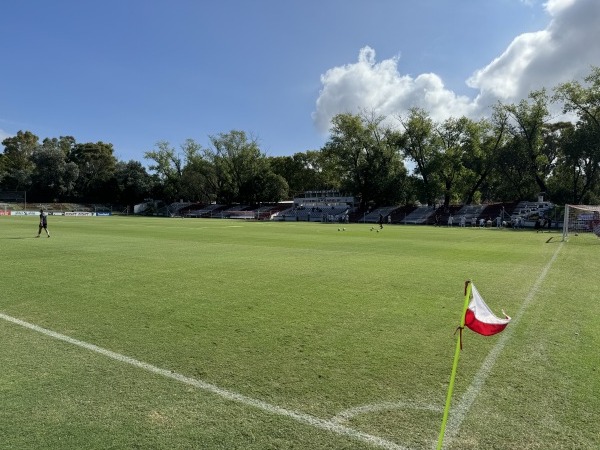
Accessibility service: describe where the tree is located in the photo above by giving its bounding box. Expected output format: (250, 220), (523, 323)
(0, 152), (6, 186)
(554, 66), (600, 133)
(256, 171), (289, 203)
(1, 130), (39, 191)
(114, 160), (155, 207)
(500, 90), (552, 195)
(395, 108), (441, 205)
(549, 120), (600, 204)
(268, 151), (331, 197)
(494, 137), (539, 200)
(553, 67), (600, 203)
(180, 156), (216, 204)
(206, 130), (276, 204)
(322, 112), (407, 208)
(70, 141), (117, 202)
(434, 117), (474, 208)
(30, 137), (79, 201)
(145, 141), (184, 202)
(461, 112), (508, 204)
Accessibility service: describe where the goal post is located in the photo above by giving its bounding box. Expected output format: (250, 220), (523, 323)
(562, 204), (600, 241)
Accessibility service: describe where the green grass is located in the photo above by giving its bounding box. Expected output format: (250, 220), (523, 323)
(0, 216), (599, 449)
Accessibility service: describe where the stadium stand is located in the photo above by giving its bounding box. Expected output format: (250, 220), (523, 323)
(130, 194), (555, 229)
(509, 201), (555, 227)
(388, 205), (417, 224)
(220, 205), (251, 218)
(401, 206), (437, 224)
(183, 204), (225, 218)
(359, 206), (399, 223)
(277, 205), (351, 222)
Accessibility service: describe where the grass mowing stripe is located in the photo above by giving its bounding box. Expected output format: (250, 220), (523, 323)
(4, 217), (587, 447)
(443, 241), (563, 447)
(0, 312), (406, 450)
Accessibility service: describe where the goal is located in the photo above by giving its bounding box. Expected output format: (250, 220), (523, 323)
(562, 204), (600, 241)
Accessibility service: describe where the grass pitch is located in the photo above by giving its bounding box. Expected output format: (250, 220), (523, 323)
(0, 216), (599, 449)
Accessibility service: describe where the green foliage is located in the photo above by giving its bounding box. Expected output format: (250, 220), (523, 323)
(70, 141), (118, 202)
(202, 130), (289, 204)
(322, 112), (407, 208)
(144, 141), (185, 202)
(30, 138), (79, 201)
(1, 130), (39, 190)
(397, 108), (442, 205)
(114, 160), (154, 206)
(269, 151), (331, 196)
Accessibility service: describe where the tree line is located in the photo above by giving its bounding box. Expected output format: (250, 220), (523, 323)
(1, 68), (599, 209)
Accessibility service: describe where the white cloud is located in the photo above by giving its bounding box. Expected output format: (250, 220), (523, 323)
(467, 30), (552, 101)
(545, 0), (577, 15)
(313, 47), (475, 132)
(313, 0), (600, 132)
(469, 0), (600, 111)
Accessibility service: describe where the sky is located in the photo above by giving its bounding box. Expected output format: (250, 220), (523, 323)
(1, 0), (600, 164)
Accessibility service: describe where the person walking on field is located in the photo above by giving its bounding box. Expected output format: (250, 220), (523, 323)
(37, 209), (50, 238)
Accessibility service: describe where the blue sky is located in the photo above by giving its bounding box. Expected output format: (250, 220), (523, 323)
(2, 0), (599, 164)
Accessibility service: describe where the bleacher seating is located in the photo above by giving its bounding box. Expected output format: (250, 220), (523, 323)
(275, 205), (350, 222)
(166, 202), (194, 217)
(510, 201), (555, 226)
(402, 206), (436, 224)
(389, 205), (417, 224)
(512, 201), (553, 216)
(166, 199), (556, 228)
(219, 205), (251, 218)
(359, 206), (399, 223)
(184, 204), (225, 218)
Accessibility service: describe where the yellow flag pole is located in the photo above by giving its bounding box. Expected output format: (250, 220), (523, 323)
(436, 280), (472, 450)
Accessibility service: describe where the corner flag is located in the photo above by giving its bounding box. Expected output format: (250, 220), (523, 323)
(464, 283), (511, 336)
(436, 281), (511, 450)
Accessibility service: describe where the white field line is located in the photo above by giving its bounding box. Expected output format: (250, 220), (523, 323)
(333, 401), (443, 424)
(441, 241), (563, 449)
(0, 312), (406, 450)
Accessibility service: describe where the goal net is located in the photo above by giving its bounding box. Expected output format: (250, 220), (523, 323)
(562, 204), (600, 241)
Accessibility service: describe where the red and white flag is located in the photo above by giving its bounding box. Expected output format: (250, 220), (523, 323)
(464, 284), (511, 336)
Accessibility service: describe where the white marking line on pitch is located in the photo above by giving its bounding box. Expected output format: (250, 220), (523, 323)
(0, 313), (405, 450)
(442, 241), (563, 448)
(332, 401), (443, 424)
